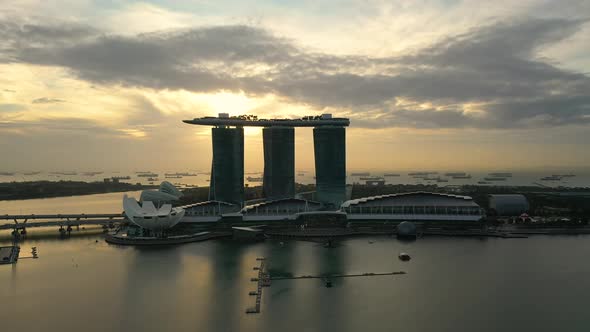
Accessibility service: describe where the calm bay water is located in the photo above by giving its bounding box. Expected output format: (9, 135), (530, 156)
(1, 234), (590, 332)
(1, 194), (590, 332)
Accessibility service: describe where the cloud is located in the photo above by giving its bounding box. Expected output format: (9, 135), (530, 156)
(0, 17), (589, 129)
(0, 103), (26, 112)
(32, 97), (66, 104)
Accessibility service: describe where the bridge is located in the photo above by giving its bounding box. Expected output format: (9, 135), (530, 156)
(0, 213), (125, 230)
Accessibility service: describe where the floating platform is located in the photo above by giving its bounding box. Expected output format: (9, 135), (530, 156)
(104, 231), (231, 245)
(269, 271), (406, 280)
(0, 246), (20, 264)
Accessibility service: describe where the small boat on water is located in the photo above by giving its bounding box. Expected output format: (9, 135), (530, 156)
(247, 176), (263, 182)
(541, 176), (561, 181)
(483, 177), (507, 181)
(398, 253), (411, 261)
(488, 172), (512, 177)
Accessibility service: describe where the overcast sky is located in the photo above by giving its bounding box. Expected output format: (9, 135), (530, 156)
(1, 0), (589, 172)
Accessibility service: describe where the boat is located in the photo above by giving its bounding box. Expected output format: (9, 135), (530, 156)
(82, 171), (103, 176)
(477, 181), (491, 184)
(360, 176), (384, 180)
(408, 172), (428, 176)
(138, 173), (158, 177)
(297, 173), (305, 176)
(165, 175), (182, 179)
(23, 171), (41, 176)
(147, 177), (158, 181)
(444, 172), (466, 176)
(51, 171), (77, 175)
(384, 173), (400, 177)
(112, 176), (131, 180)
(488, 172), (512, 177)
(423, 177), (439, 181)
(247, 176), (263, 182)
(351, 172), (370, 176)
(540, 176), (561, 181)
(452, 175), (472, 179)
(483, 177), (507, 181)
(436, 178), (449, 183)
(398, 253), (411, 261)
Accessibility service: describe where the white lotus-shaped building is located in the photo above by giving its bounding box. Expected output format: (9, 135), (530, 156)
(122, 181), (185, 232)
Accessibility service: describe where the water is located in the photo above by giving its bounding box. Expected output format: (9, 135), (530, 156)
(2, 169), (590, 188)
(0, 191), (140, 216)
(2, 234), (590, 332)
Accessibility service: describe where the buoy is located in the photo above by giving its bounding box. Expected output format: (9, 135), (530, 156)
(398, 253), (411, 261)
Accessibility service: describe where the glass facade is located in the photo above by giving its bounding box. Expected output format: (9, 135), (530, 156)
(209, 127), (244, 205)
(313, 126), (346, 208)
(263, 127), (295, 199)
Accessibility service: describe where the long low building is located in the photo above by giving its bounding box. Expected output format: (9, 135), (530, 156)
(240, 198), (322, 221)
(340, 192), (485, 221)
(178, 192), (486, 223)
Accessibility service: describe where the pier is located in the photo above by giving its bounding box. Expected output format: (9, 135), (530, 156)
(246, 258), (270, 314)
(269, 271), (406, 280)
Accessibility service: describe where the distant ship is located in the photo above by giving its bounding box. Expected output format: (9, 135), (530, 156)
(51, 171), (77, 175)
(165, 175), (182, 179)
(112, 176), (131, 180)
(147, 177), (158, 181)
(384, 173), (400, 177)
(560, 174), (576, 178)
(483, 177), (506, 181)
(297, 173), (305, 176)
(452, 175), (472, 179)
(477, 181), (491, 184)
(82, 171), (103, 176)
(436, 178), (449, 183)
(541, 176), (561, 181)
(351, 172), (370, 176)
(138, 173), (158, 177)
(246, 176), (263, 182)
(23, 171), (41, 176)
(409, 172), (437, 177)
(360, 176), (383, 181)
(488, 172), (512, 177)
(444, 172), (466, 177)
(164, 172), (196, 177)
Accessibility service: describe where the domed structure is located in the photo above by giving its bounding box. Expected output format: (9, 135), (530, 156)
(122, 182), (185, 233)
(123, 195), (185, 232)
(397, 221), (417, 237)
(160, 181), (183, 198)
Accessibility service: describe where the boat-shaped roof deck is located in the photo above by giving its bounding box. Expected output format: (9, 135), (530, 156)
(183, 115), (350, 127)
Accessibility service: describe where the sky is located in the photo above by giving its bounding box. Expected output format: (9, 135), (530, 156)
(1, 0), (589, 172)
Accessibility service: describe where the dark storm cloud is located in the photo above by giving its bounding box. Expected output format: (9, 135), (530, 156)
(32, 97), (66, 104)
(1, 17), (589, 129)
